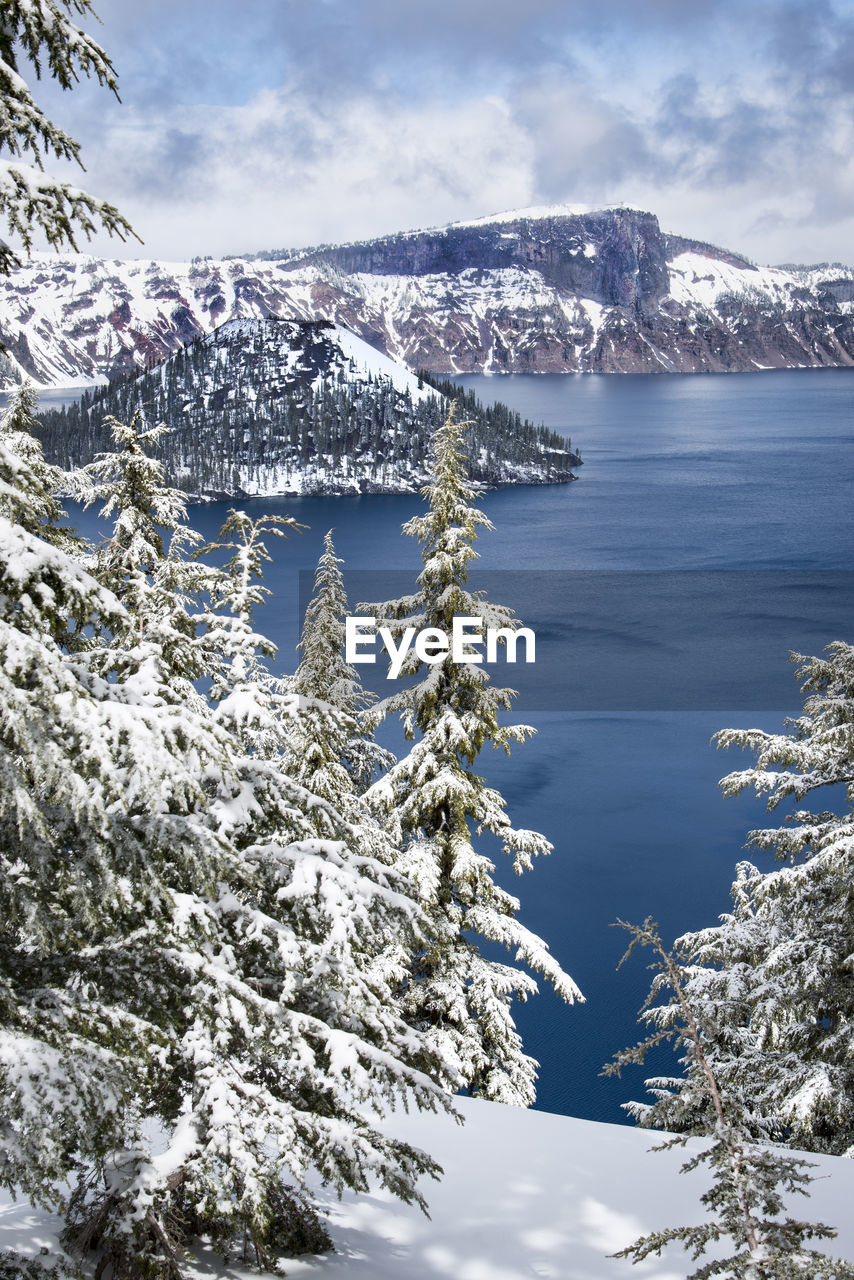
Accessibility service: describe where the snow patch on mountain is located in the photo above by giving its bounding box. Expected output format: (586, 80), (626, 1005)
(330, 323), (432, 400)
(667, 252), (793, 309)
(449, 202), (596, 228)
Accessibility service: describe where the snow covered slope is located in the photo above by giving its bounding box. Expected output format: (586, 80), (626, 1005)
(3, 207), (854, 385)
(4, 1099), (854, 1278)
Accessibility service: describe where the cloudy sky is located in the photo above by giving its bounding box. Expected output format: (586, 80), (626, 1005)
(27, 0), (854, 264)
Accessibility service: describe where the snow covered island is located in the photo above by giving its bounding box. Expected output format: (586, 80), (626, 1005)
(35, 318), (579, 498)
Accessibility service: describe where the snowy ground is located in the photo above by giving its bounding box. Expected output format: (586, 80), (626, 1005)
(3, 1099), (854, 1279)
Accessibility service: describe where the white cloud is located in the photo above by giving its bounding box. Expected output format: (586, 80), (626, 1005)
(20, 31), (854, 268)
(49, 86), (535, 260)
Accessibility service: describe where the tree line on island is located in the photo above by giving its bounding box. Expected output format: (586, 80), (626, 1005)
(2, 383), (854, 1280)
(35, 320), (579, 498)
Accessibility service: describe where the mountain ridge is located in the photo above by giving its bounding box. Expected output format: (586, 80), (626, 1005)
(3, 205), (854, 385)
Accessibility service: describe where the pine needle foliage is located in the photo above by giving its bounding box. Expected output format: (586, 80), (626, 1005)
(0, 0), (139, 271)
(631, 643), (854, 1157)
(605, 918), (853, 1280)
(0, 380), (79, 550)
(82, 410), (220, 695)
(197, 506), (303, 736)
(0, 402), (246, 1280)
(185, 507), (454, 1259)
(363, 401), (582, 1105)
(0, 413), (141, 1217)
(2, 411), (451, 1279)
(0, 1254), (81, 1280)
(290, 529), (393, 797)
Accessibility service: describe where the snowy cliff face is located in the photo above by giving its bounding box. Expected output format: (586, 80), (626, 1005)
(3, 206), (854, 385)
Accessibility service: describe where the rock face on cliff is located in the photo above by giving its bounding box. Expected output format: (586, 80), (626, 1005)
(285, 207), (672, 316)
(3, 205), (854, 385)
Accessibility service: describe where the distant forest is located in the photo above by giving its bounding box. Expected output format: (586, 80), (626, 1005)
(36, 322), (580, 497)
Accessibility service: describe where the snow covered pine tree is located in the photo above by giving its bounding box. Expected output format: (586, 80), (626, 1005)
(280, 529), (441, 1089)
(0, 389), (133, 1250)
(363, 402), (582, 1105)
(630, 643), (854, 1161)
(0, 379), (80, 556)
(605, 918), (854, 1280)
(0, 396), (247, 1278)
(55, 420), (453, 1274)
(0, 0), (137, 273)
(287, 529), (394, 798)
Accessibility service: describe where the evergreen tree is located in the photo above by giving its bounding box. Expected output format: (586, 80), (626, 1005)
(0, 379), (78, 552)
(75, 437), (329, 1273)
(198, 506), (300, 755)
(82, 411), (215, 702)
(0, 0), (138, 272)
(629, 644), (854, 1158)
(605, 918), (853, 1280)
(0, 399), (243, 1279)
(167, 507), (455, 1265)
(49, 419), (280, 1276)
(363, 403), (582, 1105)
(290, 529), (393, 796)
(0, 411), (449, 1278)
(0, 410), (132, 1221)
(281, 528), (425, 1075)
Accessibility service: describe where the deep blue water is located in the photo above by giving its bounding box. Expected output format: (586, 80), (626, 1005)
(67, 368), (854, 1123)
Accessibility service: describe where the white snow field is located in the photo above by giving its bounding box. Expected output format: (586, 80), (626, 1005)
(3, 1098), (854, 1279)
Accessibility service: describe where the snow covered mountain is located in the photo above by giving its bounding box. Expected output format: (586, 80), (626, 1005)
(39, 317), (578, 497)
(3, 206), (854, 385)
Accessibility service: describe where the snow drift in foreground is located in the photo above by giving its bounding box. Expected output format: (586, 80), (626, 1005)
(4, 1098), (854, 1279)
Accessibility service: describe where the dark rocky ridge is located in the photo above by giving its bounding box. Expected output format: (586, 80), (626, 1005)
(286, 208), (672, 317)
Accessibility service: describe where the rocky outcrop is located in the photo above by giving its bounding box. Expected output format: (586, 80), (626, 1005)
(286, 207), (671, 311)
(2, 207), (854, 386)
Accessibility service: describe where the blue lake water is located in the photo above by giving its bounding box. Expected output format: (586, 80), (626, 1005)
(66, 368), (854, 1123)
